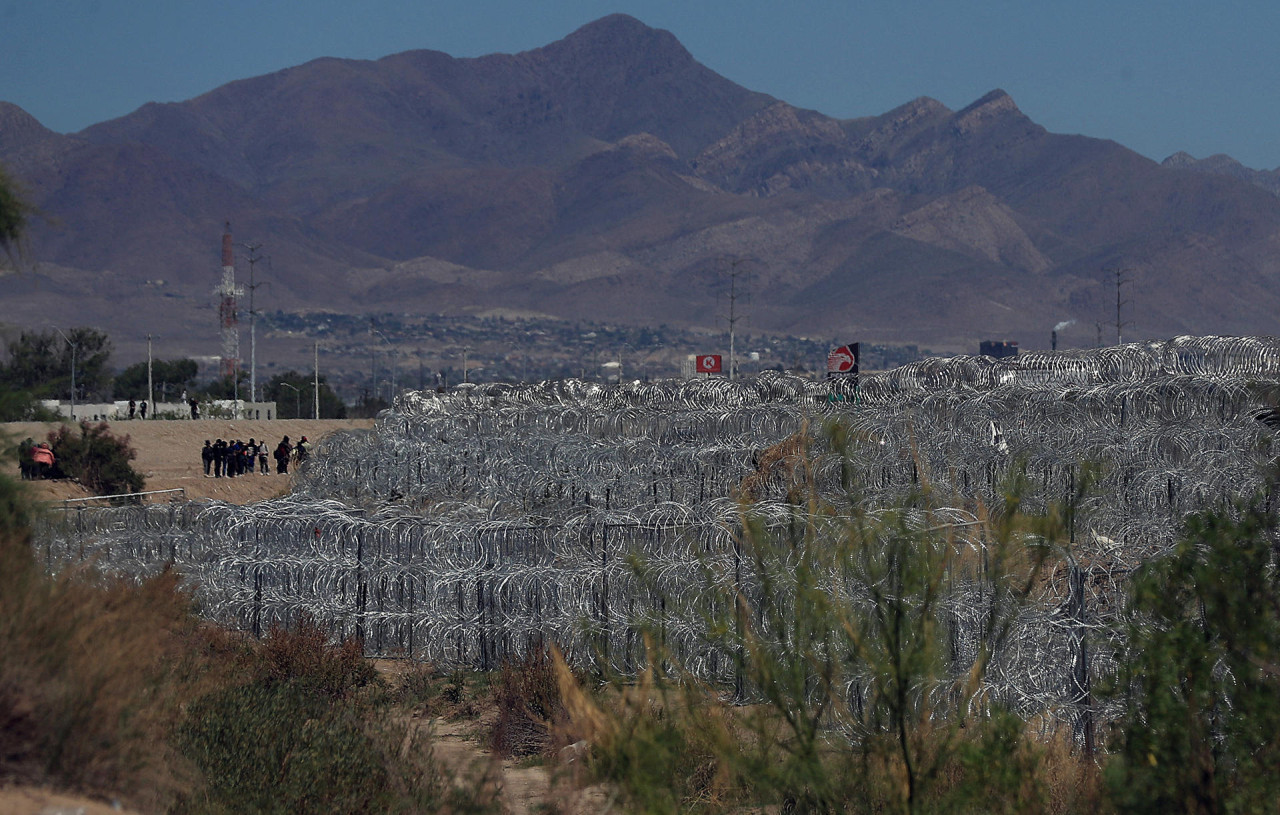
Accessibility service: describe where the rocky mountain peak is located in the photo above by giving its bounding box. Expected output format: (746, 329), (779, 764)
(952, 89), (1024, 134)
(537, 13), (691, 67)
(0, 102), (57, 153)
(1162, 151), (1197, 168)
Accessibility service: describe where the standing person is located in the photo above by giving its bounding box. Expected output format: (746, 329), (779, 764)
(190, 398), (200, 420)
(201, 440), (213, 477)
(257, 440), (269, 474)
(296, 436), (312, 464)
(139, 400), (148, 419)
(17, 438), (34, 480)
(274, 436), (291, 474)
(212, 438), (227, 478)
(128, 399), (136, 420)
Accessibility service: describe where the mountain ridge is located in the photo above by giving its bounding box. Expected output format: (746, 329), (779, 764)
(2, 15), (1279, 363)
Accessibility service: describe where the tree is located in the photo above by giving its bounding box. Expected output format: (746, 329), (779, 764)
(0, 327), (113, 401)
(1107, 496), (1280, 814)
(202, 370), (249, 401)
(593, 425), (1060, 814)
(0, 163), (29, 260)
(47, 422), (144, 498)
(114, 358), (198, 401)
(265, 371), (346, 419)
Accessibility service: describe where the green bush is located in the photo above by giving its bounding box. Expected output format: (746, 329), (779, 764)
(1106, 497), (1280, 814)
(0, 389), (59, 421)
(176, 618), (488, 814)
(178, 680), (392, 815)
(48, 421), (143, 497)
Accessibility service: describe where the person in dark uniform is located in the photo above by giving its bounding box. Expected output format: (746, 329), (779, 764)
(274, 436), (292, 474)
(212, 438), (228, 477)
(201, 440), (213, 476)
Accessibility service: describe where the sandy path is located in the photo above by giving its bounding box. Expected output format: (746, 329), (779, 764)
(3, 418), (374, 505)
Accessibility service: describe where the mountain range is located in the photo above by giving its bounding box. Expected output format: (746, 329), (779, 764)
(2, 13), (1279, 362)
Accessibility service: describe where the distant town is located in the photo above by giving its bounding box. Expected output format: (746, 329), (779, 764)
(262, 310), (933, 406)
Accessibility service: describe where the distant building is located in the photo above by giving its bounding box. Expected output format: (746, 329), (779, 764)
(980, 340), (1019, 359)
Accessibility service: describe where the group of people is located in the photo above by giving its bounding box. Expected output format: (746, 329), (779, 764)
(125, 396), (200, 419)
(201, 435), (311, 477)
(17, 438), (56, 480)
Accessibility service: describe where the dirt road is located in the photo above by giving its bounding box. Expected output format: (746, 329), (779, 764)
(4, 418), (374, 506)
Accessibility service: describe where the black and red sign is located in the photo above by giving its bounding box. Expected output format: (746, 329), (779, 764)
(695, 354), (722, 374)
(826, 343), (860, 380)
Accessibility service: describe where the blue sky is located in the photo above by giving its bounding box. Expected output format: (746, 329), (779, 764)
(4, 0), (1278, 169)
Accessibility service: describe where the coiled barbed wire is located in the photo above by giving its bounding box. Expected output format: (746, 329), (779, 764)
(32, 335), (1280, 738)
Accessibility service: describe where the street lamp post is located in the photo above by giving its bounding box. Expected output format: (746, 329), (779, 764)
(146, 334), (154, 418)
(280, 382), (300, 419)
(50, 326), (78, 421)
(370, 327), (396, 402)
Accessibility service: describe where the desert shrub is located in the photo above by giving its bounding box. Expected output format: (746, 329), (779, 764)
(570, 424), (1070, 815)
(48, 420), (143, 497)
(1106, 498), (1280, 814)
(176, 617), (488, 815)
(0, 533), (197, 807)
(556, 655), (742, 814)
(394, 661), (442, 708)
(177, 680), (392, 815)
(489, 648), (567, 758)
(0, 442), (33, 539)
(256, 615), (377, 699)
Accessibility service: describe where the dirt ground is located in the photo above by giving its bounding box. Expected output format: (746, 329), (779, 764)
(0, 786), (142, 815)
(3, 418), (375, 506)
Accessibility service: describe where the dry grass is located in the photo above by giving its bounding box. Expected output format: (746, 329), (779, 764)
(0, 533), (206, 810)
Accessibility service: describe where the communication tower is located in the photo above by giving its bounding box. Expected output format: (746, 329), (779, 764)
(215, 223), (243, 381)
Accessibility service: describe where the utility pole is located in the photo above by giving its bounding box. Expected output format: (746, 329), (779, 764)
(242, 242), (264, 402)
(313, 341), (320, 419)
(146, 334), (154, 418)
(462, 345), (470, 383)
(1105, 266), (1133, 344)
(50, 326), (77, 421)
(720, 258), (750, 381)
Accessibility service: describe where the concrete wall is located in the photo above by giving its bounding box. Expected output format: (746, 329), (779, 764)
(40, 400), (278, 422)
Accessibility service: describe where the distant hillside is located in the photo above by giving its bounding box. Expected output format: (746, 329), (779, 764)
(3, 12), (1280, 365)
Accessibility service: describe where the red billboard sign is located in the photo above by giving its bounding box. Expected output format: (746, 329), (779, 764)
(695, 354), (722, 373)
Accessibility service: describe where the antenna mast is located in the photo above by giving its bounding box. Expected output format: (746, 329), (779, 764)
(1105, 266), (1133, 344)
(720, 258), (750, 381)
